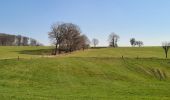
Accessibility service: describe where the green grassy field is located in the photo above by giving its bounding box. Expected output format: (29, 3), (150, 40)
(68, 47), (166, 58)
(0, 46), (167, 58)
(0, 46), (52, 59)
(0, 46), (170, 100)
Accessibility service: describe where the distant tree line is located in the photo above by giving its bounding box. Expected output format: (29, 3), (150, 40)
(48, 22), (90, 55)
(0, 33), (42, 46)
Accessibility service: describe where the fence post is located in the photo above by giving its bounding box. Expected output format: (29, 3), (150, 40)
(18, 56), (19, 61)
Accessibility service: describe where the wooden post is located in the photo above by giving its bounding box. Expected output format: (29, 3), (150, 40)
(18, 56), (19, 61)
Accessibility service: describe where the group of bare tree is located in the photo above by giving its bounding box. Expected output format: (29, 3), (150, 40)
(48, 22), (90, 55)
(130, 38), (143, 47)
(0, 33), (42, 46)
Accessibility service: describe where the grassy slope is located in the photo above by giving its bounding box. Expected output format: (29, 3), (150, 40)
(0, 47), (170, 99)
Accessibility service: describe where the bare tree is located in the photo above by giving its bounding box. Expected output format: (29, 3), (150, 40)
(92, 38), (99, 47)
(79, 35), (90, 50)
(108, 32), (119, 47)
(63, 23), (81, 52)
(130, 38), (136, 47)
(162, 42), (170, 58)
(48, 23), (65, 55)
(82, 35), (90, 49)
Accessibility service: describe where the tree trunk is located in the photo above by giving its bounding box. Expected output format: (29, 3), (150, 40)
(165, 49), (168, 58)
(54, 44), (58, 55)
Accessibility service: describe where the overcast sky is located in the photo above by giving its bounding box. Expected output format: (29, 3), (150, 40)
(0, 0), (170, 46)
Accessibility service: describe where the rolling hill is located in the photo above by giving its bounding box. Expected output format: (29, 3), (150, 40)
(0, 46), (170, 100)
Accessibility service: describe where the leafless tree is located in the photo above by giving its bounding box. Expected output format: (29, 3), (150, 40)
(82, 35), (90, 49)
(77, 35), (90, 50)
(63, 23), (81, 52)
(108, 32), (119, 47)
(162, 42), (170, 58)
(48, 23), (65, 55)
(92, 38), (99, 47)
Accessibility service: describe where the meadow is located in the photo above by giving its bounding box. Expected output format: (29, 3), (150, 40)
(0, 46), (170, 100)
